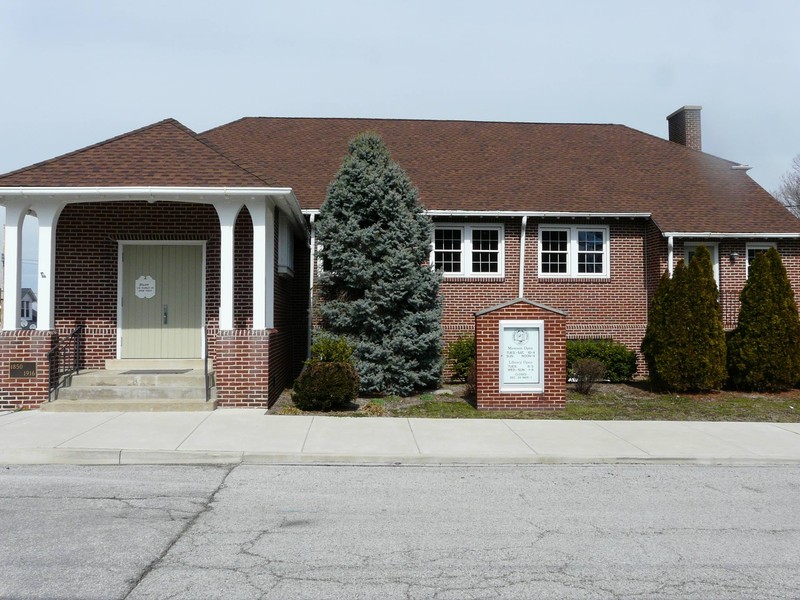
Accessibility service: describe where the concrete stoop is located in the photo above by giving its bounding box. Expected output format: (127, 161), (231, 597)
(42, 359), (216, 412)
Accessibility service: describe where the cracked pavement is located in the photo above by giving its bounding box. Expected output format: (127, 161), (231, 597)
(1, 464), (799, 599)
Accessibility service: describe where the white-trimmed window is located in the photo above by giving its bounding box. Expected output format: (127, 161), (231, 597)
(20, 300), (31, 320)
(278, 212), (294, 277)
(432, 224), (504, 277)
(538, 225), (610, 278)
(746, 243), (776, 277)
(684, 242), (719, 287)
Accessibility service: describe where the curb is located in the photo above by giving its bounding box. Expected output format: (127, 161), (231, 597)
(4, 448), (800, 467)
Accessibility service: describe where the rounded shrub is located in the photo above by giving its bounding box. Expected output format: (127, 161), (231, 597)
(309, 332), (354, 364)
(566, 339), (637, 382)
(572, 358), (607, 395)
(291, 362), (360, 411)
(447, 334), (476, 382)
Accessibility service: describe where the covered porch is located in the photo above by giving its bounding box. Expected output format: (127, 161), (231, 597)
(0, 187), (309, 410)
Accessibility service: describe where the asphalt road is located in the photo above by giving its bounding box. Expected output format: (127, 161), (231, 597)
(1, 464), (798, 599)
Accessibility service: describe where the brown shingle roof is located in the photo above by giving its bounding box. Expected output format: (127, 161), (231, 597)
(201, 117), (799, 234)
(1, 116), (796, 235)
(0, 119), (269, 188)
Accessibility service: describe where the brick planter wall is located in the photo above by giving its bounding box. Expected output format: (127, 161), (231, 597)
(215, 329), (270, 408)
(475, 299), (566, 411)
(0, 330), (58, 409)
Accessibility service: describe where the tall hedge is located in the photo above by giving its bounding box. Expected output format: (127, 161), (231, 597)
(642, 246), (727, 391)
(727, 248), (800, 391)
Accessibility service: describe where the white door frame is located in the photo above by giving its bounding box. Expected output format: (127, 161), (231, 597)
(116, 240), (207, 359)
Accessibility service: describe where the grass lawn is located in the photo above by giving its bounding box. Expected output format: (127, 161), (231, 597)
(274, 382), (800, 421)
(390, 384), (800, 421)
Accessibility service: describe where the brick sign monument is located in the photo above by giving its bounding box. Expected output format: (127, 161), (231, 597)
(474, 299), (566, 410)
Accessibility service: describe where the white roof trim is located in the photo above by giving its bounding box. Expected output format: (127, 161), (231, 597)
(0, 186), (294, 197)
(663, 232), (800, 239)
(301, 208), (651, 219)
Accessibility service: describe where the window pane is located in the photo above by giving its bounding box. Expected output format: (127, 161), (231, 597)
(472, 251), (498, 273)
(541, 230), (568, 273)
(577, 230), (604, 274)
(473, 229), (498, 251)
(471, 229), (499, 273)
(434, 228), (462, 272)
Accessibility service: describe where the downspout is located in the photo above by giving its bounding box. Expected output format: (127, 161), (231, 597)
(307, 214), (316, 359)
(667, 235), (674, 276)
(518, 216), (528, 298)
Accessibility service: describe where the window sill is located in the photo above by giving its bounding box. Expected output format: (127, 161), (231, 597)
(537, 276), (610, 283)
(441, 276), (505, 284)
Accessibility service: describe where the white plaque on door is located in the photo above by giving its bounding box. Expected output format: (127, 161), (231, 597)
(135, 275), (156, 299)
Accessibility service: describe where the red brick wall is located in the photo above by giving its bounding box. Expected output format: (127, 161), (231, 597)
(439, 217), (650, 376)
(0, 331), (57, 409)
(475, 301), (566, 410)
(215, 329), (269, 407)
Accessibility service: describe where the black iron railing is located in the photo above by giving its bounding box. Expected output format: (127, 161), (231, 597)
(47, 324), (84, 401)
(204, 324), (210, 402)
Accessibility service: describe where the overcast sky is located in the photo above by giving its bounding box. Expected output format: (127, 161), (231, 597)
(2, 0), (799, 289)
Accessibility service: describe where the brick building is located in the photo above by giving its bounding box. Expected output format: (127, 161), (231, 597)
(1, 106), (798, 409)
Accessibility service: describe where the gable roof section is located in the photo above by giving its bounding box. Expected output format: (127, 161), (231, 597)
(0, 119), (270, 188)
(201, 117), (799, 235)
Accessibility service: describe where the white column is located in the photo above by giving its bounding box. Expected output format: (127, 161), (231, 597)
(3, 199), (29, 330)
(31, 202), (64, 331)
(245, 198), (275, 330)
(214, 201), (243, 331)
(667, 236), (674, 276)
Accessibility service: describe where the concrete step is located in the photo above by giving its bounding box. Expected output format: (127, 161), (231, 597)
(69, 369), (210, 388)
(41, 397), (216, 412)
(105, 359), (207, 370)
(57, 385), (207, 401)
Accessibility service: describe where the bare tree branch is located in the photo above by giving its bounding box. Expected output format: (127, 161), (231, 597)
(774, 154), (800, 217)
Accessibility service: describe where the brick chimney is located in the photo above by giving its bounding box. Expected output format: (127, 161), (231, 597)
(666, 105), (702, 151)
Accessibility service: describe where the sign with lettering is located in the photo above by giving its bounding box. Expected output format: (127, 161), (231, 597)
(10, 361), (36, 378)
(135, 275), (156, 299)
(499, 320), (544, 392)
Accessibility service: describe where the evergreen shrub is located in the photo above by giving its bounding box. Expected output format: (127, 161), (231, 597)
(566, 339), (637, 382)
(641, 246), (727, 391)
(447, 334), (476, 382)
(308, 332), (354, 364)
(291, 362), (360, 411)
(727, 248), (800, 391)
(316, 132), (443, 396)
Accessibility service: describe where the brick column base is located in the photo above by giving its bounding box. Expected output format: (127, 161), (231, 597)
(214, 329), (271, 408)
(0, 330), (58, 410)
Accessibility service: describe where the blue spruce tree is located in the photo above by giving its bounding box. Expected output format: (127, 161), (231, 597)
(316, 132), (443, 395)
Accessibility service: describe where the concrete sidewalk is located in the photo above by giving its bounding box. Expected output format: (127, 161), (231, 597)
(2, 409), (800, 465)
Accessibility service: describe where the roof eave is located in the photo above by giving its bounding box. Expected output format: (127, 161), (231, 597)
(662, 231), (800, 239)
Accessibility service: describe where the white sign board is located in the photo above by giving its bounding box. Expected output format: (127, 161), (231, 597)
(499, 320), (544, 393)
(135, 275), (156, 299)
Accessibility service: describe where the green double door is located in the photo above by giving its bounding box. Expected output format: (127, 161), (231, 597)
(121, 244), (203, 359)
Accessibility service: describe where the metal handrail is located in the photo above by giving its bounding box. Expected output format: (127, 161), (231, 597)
(204, 323), (210, 402)
(46, 324), (84, 401)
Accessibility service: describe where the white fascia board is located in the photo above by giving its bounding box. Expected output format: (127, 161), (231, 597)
(427, 210), (651, 219)
(301, 208), (652, 219)
(274, 190), (310, 237)
(663, 231), (800, 239)
(0, 186), (294, 200)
